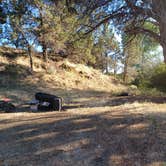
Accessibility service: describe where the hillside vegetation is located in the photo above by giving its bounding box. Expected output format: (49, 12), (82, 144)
(0, 47), (126, 105)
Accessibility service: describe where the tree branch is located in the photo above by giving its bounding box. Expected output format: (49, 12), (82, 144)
(125, 26), (160, 43)
(83, 6), (127, 35)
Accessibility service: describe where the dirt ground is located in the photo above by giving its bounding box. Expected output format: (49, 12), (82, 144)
(0, 94), (166, 166)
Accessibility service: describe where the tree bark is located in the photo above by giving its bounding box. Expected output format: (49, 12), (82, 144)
(105, 53), (109, 74)
(162, 44), (166, 63)
(123, 57), (128, 83)
(159, 18), (166, 63)
(152, 0), (166, 63)
(123, 47), (129, 83)
(42, 43), (48, 62)
(28, 46), (33, 72)
(38, 8), (48, 63)
(159, 15), (166, 64)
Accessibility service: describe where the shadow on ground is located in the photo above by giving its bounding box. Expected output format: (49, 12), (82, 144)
(64, 94), (166, 110)
(0, 48), (27, 60)
(0, 109), (165, 166)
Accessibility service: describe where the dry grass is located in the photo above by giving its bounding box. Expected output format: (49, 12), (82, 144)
(0, 47), (166, 166)
(0, 47), (126, 97)
(0, 47), (126, 106)
(0, 101), (166, 166)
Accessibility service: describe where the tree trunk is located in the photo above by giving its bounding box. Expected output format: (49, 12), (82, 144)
(113, 55), (117, 77)
(123, 51), (129, 83)
(28, 46), (33, 72)
(123, 61), (128, 83)
(153, 0), (166, 63)
(39, 10), (48, 63)
(105, 53), (109, 74)
(42, 43), (48, 62)
(159, 22), (166, 63)
(162, 43), (166, 63)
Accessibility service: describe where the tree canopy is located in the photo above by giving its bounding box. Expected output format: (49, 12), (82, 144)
(0, 0), (165, 76)
(68, 0), (166, 63)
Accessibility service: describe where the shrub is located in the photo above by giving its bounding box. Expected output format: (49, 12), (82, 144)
(139, 87), (166, 96)
(132, 63), (166, 93)
(4, 64), (30, 78)
(150, 63), (166, 92)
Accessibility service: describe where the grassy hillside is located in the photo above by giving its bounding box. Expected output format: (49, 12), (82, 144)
(0, 46), (126, 105)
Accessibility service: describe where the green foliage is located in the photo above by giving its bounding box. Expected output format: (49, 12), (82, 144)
(0, 6), (6, 24)
(139, 87), (165, 97)
(1, 0), (165, 77)
(150, 64), (166, 92)
(123, 34), (143, 83)
(70, 38), (96, 65)
(133, 63), (166, 93)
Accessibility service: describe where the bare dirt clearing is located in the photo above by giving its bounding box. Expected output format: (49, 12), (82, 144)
(0, 95), (166, 166)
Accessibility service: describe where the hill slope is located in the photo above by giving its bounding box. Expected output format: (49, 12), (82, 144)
(0, 47), (126, 104)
